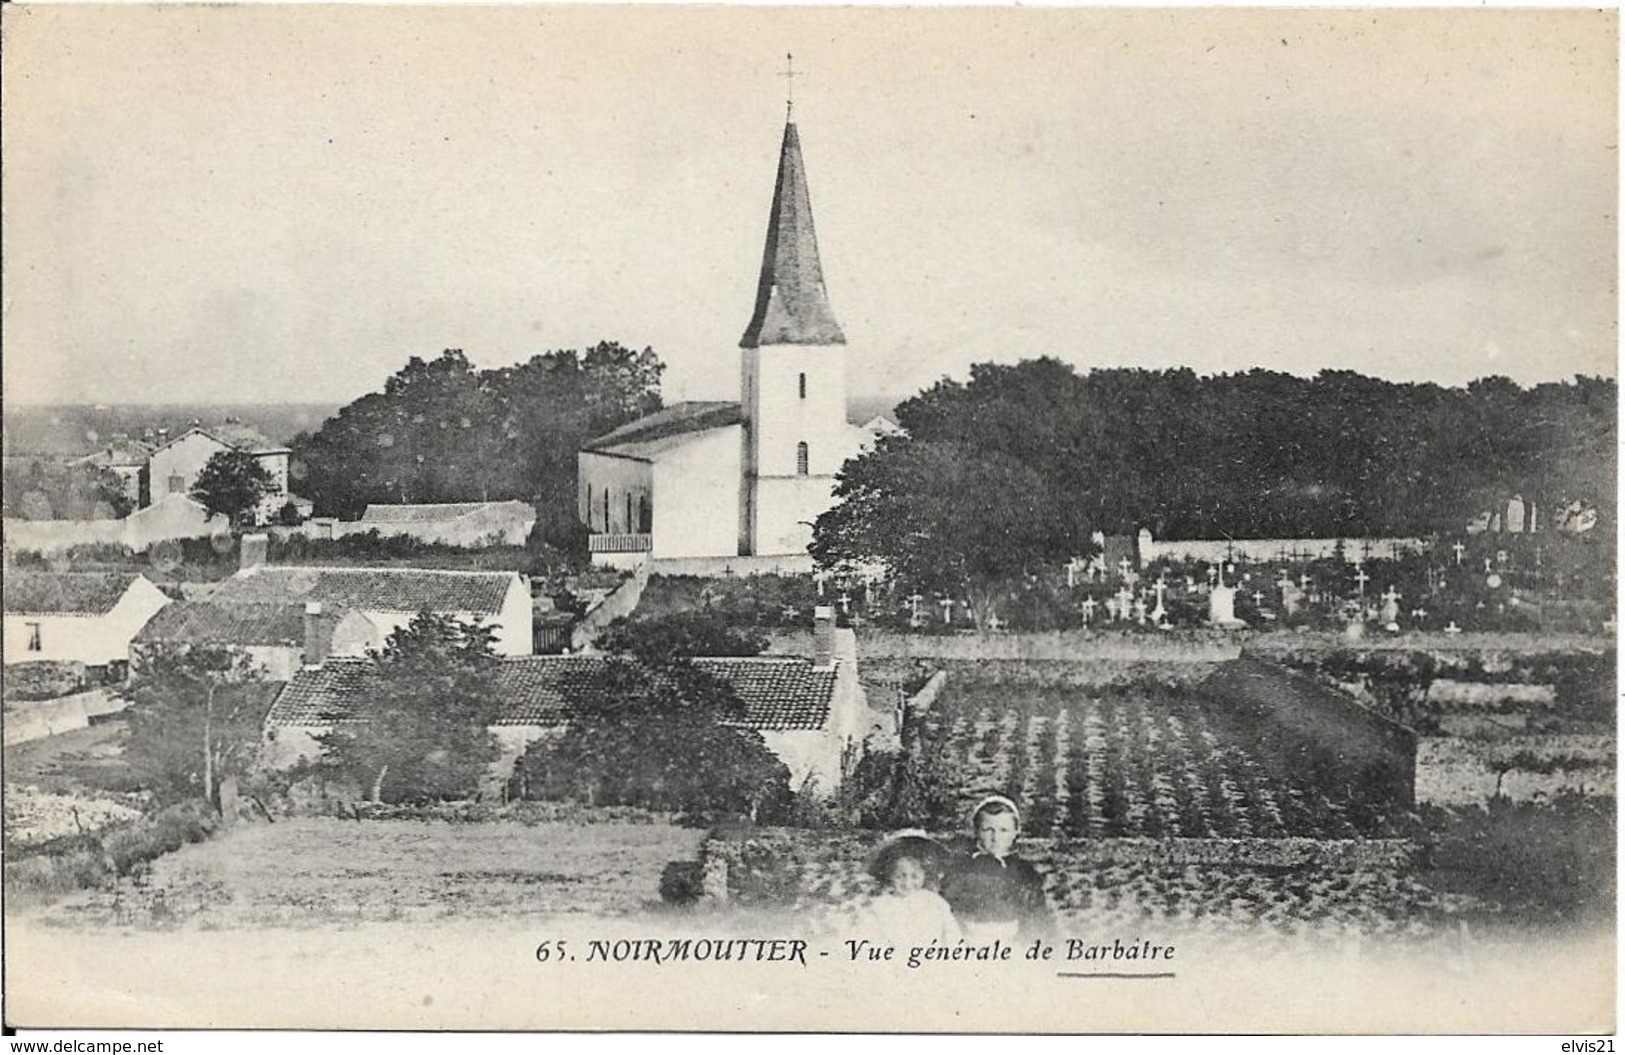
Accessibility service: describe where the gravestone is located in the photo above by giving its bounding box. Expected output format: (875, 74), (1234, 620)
(1208, 584), (1246, 629)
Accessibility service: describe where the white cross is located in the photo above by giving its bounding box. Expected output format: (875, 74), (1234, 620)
(1353, 567), (1369, 594)
(838, 591), (852, 614)
(1133, 596), (1148, 625)
(986, 610), (1004, 632)
(939, 597), (955, 623)
(1080, 596), (1097, 623)
(1483, 557), (1493, 573)
(1153, 577), (1168, 607)
(1299, 573), (1312, 590)
(1444, 620), (1462, 635)
(1452, 541), (1466, 565)
(1411, 606), (1428, 621)
(1382, 586), (1402, 606)
(1251, 590), (1265, 608)
(908, 594), (923, 620)
(1118, 557), (1132, 581)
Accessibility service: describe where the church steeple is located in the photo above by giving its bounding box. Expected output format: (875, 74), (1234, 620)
(739, 121), (847, 348)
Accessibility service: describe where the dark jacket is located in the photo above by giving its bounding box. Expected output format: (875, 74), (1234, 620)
(940, 851), (1053, 937)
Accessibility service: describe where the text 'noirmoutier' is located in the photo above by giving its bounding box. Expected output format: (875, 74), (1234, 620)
(538, 937), (1174, 970)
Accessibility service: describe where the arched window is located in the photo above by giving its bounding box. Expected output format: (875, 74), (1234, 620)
(626, 493), (633, 533)
(796, 441), (809, 476)
(586, 485), (594, 528)
(603, 489), (610, 530)
(798, 372), (807, 399)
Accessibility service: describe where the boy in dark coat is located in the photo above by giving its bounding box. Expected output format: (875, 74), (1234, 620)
(939, 794), (1053, 940)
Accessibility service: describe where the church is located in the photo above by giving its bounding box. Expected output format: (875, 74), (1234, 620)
(577, 113), (880, 562)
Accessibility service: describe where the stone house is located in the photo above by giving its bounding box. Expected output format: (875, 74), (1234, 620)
(2, 571), (170, 671)
(208, 564), (534, 657)
(262, 609), (865, 796)
(358, 501), (537, 547)
(131, 600), (378, 682)
(145, 424), (300, 524)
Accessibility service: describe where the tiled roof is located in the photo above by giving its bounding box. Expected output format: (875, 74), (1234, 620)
(154, 425), (288, 457)
(2, 572), (146, 616)
(77, 440), (156, 468)
(133, 601), (308, 647)
(211, 566), (517, 615)
(268, 655), (836, 731)
(583, 402), (743, 457)
(361, 501), (534, 524)
(739, 122), (847, 349)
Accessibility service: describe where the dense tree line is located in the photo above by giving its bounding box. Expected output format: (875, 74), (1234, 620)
(2, 458), (134, 520)
(869, 360), (1613, 539)
(291, 343), (663, 530)
(815, 360), (1614, 617)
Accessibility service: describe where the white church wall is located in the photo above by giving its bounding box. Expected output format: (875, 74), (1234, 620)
(742, 347), (851, 479)
(651, 426), (742, 559)
(577, 453), (653, 534)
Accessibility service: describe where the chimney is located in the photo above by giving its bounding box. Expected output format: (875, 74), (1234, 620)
(239, 533), (269, 571)
(303, 602), (333, 669)
(813, 605), (836, 669)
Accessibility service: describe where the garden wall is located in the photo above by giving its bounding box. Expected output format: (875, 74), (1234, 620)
(696, 826), (1419, 908)
(1200, 656), (1417, 811)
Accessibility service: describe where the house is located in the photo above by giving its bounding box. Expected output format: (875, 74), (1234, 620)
(207, 564), (534, 657)
(358, 501), (537, 547)
(263, 608), (865, 795)
(131, 600), (379, 682)
(73, 438), (156, 507)
(577, 117), (885, 563)
(2, 572), (170, 670)
(145, 423), (298, 524)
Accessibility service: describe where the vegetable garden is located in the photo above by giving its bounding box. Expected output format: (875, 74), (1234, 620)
(913, 674), (1374, 838)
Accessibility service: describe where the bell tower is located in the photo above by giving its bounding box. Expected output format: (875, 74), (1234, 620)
(737, 76), (850, 556)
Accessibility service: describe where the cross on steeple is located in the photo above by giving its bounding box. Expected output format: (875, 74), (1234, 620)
(781, 52), (802, 119)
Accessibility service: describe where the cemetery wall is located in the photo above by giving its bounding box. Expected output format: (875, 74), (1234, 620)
(570, 561), (650, 650)
(1200, 656), (1418, 810)
(1140, 534), (1430, 565)
(769, 628), (1244, 664)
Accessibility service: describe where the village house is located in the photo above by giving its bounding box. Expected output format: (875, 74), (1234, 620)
(2, 571), (170, 671)
(131, 600), (378, 682)
(262, 608), (865, 795)
(357, 501), (537, 548)
(72, 437), (156, 507)
(578, 117), (886, 565)
(207, 563), (534, 657)
(145, 422), (308, 524)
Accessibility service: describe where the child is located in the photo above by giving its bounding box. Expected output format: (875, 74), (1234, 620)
(939, 795), (1053, 941)
(853, 830), (961, 945)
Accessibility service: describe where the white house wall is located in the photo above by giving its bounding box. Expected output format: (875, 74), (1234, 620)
(577, 453), (653, 535)
(4, 577), (169, 667)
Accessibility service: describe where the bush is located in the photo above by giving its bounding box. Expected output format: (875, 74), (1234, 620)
(659, 860), (704, 906)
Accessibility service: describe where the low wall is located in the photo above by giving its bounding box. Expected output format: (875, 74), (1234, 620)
(2, 689), (119, 746)
(696, 826), (1420, 907)
(1200, 656), (1418, 811)
(650, 554), (814, 577)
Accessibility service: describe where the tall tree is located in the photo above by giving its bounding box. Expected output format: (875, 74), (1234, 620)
(2, 459), (135, 520)
(191, 448), (275, 526)
(124, 647), (271, 813)
(316, 612), (503, 804)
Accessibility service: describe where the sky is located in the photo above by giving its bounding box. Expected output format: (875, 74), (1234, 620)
(2, 6), (1617, 408)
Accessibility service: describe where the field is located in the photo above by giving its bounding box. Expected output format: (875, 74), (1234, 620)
(915, 671), (1369, 838)
(39, 816), (706, 930)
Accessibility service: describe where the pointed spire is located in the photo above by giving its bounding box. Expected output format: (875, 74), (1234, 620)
(739, 121), (846, 348)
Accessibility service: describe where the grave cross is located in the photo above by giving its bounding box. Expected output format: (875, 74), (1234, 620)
(838, 591), (852, 615)
(1299, 573), (1312, 591)
(1411, 606), (1428, 621)
(1451, 541), (1466, 566)
(1444, 620), (1462, 635)
(1353, 566), (1369, 595)
(1117, 557), (1133, 581)
(986, 610), (1004, 632)
(938, 597), (955, 624)
(1251, 590), (1265, 608)
(1079, 596), (1098, 624)
(908, 594), (924, 623)
(1382, 586), (1402, 606)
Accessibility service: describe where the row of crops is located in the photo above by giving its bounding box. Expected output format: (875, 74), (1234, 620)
(915, 678), (1370, 839)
